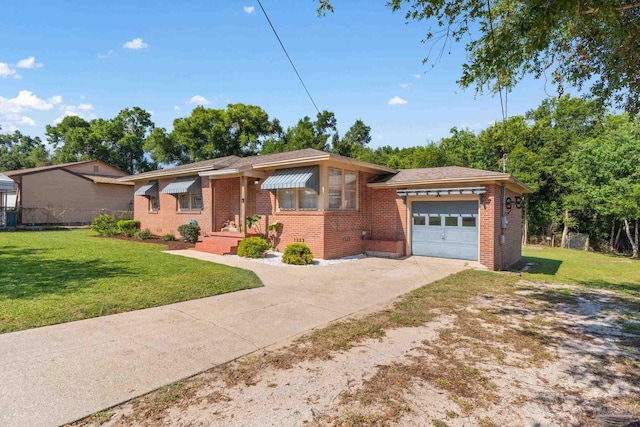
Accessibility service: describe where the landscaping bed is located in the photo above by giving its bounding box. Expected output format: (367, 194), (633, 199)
(100, 234), (194, 250)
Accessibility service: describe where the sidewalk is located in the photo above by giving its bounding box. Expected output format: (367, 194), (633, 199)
(0, 253), (473, 426)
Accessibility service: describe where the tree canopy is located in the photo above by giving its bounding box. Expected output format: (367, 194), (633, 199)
(318, 0), (640, 114)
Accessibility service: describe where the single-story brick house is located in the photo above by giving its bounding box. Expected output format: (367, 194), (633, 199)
(122, 148), (531, 270)
(3, 160), (134, 225)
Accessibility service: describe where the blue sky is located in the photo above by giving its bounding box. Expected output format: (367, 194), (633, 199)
(1, 0), (557, 149)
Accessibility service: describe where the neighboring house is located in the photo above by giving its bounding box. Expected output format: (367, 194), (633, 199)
(3, 160), (134, 225)
(122, 148), (531, 270)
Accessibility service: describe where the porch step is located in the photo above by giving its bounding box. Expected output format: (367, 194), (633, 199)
(194, 232), (259, 256)
(194, 241), (239, 255)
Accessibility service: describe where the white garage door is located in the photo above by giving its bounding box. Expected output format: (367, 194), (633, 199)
(411, 201), (479, 261)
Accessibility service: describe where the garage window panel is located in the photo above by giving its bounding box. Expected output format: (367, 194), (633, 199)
(429, 216), (441, 226)
(445, 217), (458, 227)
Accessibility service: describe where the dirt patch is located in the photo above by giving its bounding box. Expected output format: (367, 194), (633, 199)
(96, 235), (194, 250)
(70, 272), (640, 427)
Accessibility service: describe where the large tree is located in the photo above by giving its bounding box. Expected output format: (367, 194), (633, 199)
(47, 108), (156, 174)
(332, 119), (372, 157)
(318, 0), (640, 114)
(0, 130), (49, 171)
(146, 104), (279, 164)
(262, 110), (338, 154)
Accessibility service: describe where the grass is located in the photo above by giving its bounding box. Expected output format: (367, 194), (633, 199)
(0, 229), (262, 333)
(522, 246), (640, 295)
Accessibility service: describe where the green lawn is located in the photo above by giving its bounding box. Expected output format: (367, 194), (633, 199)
(522, 246), (640, 295)
(0, 230), (262, 333)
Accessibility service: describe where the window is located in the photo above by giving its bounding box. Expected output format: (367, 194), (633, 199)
(462, 217), (476, 227)
(278, 189), (296, 210)
(179, 193), (202, 211)
(299, 189), (318, 210)
(328, 168), (357, 210)
(149, 195), (159, 211)
(277, 189), (318, 211)
(445, 217), (458, 227)
(413, 216), (426, 226)
(429, 216), (441, 226)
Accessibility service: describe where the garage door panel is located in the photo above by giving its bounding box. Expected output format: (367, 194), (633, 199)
(411, 201), (478, 261)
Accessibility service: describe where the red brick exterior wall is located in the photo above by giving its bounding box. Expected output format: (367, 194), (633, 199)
(133, 169), (523, 269)
(133, 177), (213, 238)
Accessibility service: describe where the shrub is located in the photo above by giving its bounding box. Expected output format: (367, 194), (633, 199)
(117, 220), (141, 237)
(237, 237), (269, 258)
(135, 229), (153, 240)
(92, 214), (118, 236)
(162, 233), (176, 241)
(177, 223), (200, 244)
(282, 243), (314, 265)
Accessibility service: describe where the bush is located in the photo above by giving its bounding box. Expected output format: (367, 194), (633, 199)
(282, 243), (314, 265)
(162, 233), (176, 241)
(177, 223), (200, 244)
(135, 229), (153, 240)
(117, 220), (141, 237)
(237, 237), (269, 258)
(92, 214), (118, 236)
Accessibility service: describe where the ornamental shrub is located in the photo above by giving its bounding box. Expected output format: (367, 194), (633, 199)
(135, 229), (153, 240)
(177, 223), (201, 244)
(117, 220), (141, 237)
(162, 233), (176, 241)
(237, 237), (269, 258)
(91, 214), (118, 236)
(282, 243), (314, 265)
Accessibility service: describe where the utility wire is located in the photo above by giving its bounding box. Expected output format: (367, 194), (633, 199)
(256, 0), (321, 115)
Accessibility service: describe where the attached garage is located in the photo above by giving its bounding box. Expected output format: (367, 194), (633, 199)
(411, 200), (478, 261)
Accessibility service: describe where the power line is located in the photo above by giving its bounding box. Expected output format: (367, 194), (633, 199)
(256, 0), (321, 115)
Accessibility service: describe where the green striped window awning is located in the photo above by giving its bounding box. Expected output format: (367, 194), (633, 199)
(161, 176), (201, 195)
(261, 166), (319, 193)
(134, 180), (158, 197)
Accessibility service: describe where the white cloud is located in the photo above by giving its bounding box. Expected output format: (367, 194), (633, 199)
(18, 116), (36, 126)
(188, 95), (210, 105)
(123, 38), (148, 50)
(377, 135), (383, 140)
(173, 105), (181, 110)
(0, 63), (20, 79)
(0, 90), (58, 114)
(388, 96), (408, 105)
(16, 56), (43, 69)
(98, 49), (114, 59)
(53, 103), (95, 124)
(48, 95), (63, 105)
(76, 103), (94, 111)
(243, 6), (255, 14)
(399, 83), (410, 88)
(413, 74), (421, 79)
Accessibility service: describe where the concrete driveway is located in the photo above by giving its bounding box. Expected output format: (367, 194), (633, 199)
(0, 252), (475, 427)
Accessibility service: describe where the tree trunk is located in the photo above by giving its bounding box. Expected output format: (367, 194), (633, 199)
(615, 225), (623, 252)
(624, 219), (639, 259)
(609, 219), (616, 252)
(561, 209), (569, 249)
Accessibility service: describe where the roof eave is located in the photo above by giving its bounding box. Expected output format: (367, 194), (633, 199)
(251, 154), (396, 174)
(368, 175), (533, 194)
(119, 166), (222, 182)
